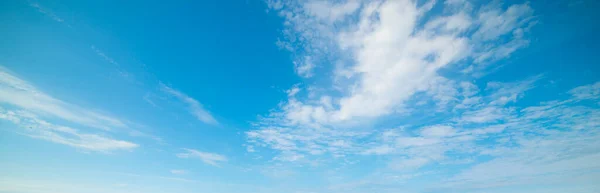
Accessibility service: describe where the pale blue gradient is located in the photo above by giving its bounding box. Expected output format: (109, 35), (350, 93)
(0, 0), (599, 193)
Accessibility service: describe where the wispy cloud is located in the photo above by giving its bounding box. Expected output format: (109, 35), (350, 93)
(159, 83), (218, 125)
(176, 148), (227, 166)
(29, 2), (64, 23)
(568, 82), (600, 101)
(91, 45), (134, 80)
(0, 66), (137, 151)
(143, 93), (159, 108)
(128, 129), (164, 144)
(169, 169), (188, 175)
(0, 107), (138, 152)
(0, 68), (129, 131)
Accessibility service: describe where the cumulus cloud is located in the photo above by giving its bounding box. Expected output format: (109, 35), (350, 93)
(249, 0), (538, 162)
(264, 0), (534, 129)
(246, 1), (599, 191)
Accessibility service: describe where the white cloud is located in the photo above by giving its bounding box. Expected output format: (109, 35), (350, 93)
(473, 3), (534, 41)
(294, 56), (316, 78)
(327, 81), (599, 192)
(0, 107), (138, 152)
(459, 106), (509, 123)
(142, 93), (159, 107)
(568, 82), (600, 100)
(0, 66), (138, 152)
(425, 77), (460, 111)
(445, 124), (600, 191)
(250, 79), (600, 191)
(91, 46), (119, 66)
(361, 145), (394, 155)
(471, 3), (536, 65)
(176, 148), (227, 166)
(248, 1), (599, 191)
(128, 129), (164, 144)
(331, 0), (469, 121)
(303, 0), (361, 23)
(269, 0), (535, 126)
(159, 83), (218, 125)
(437, 82), (600, 191)
(250, 0), (538, 163)
(420, 125), (456, 138)
(29, 2), (64, 23)
(0, 67), (128, 131)
(91, 46), (133, 80)
(389, 157), (430, 171)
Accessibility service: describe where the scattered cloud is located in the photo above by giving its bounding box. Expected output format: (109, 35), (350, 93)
(294, 56), (316, 78)
(266, 79), (599, 191)
(420, 125), (456, 138)
(176, 148), (227, 166)
(254, 0), (538, 132)
(247, 1), (599, 191)
(8, 1), (599, 192)
(249, 0), (539, 163)
(568, 82), (600, 101)
(458, 106), (509, 123)
(159, 83), (218, 125)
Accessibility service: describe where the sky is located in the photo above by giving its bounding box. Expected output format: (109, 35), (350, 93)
(0, 0), (599, 193)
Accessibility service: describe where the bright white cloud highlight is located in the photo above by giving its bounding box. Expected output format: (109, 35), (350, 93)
(259, 0), (537, 132)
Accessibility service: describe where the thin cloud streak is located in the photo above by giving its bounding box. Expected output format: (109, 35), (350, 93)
(29, 2), (64, 23)
(0, 66), (128, 131)
(176, 148), (227, 166)
(0, 66), (138, 151)
(159, 83), (218, 125)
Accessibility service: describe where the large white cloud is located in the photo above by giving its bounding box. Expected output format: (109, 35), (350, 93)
(249, 0), (537, 162)
(247, 0), (600, 191)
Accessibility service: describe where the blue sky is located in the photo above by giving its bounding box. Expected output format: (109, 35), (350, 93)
(0, 0), (599, 192)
